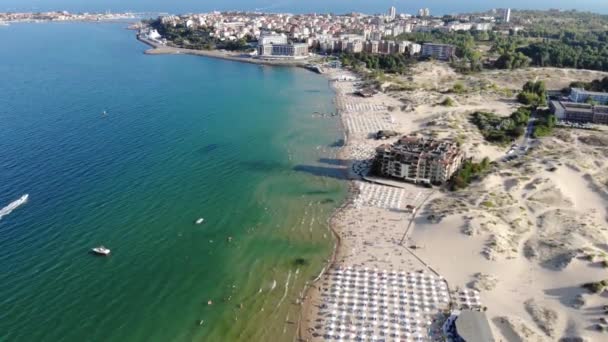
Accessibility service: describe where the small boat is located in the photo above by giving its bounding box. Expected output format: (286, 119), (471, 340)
(102, 110), (107, 116)
(195, 218), (204, 225)
(91, 246), (111, 255)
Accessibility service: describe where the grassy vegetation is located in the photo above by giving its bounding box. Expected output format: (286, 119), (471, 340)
(517, 33), (608, 71)
(491, 37), (532, 70)
(513, 10), (608, 37)
(517, 80), (547, 107)
(439, 97), (456, 107)
(481, 201), (495, 208)
(385, 83), (416, 92)
(451, 82), (467, 94)
(149, 19), (253, 51)
(340, 52), (414, 74)
(455, 133), (467, 145)
(510, 10), (608, 72)
(450, 158), (492, 191)
(569, 77), (608, 94)
(533, 109), (557, 138)
(582, 279), (608, 294)
(471, 107), (531, 144)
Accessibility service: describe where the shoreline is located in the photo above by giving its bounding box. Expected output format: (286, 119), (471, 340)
(295, 73), (355, 341)
(295, 69), (382, 341)
(138, 30), (608, 340)
(294, 66), (460, 341)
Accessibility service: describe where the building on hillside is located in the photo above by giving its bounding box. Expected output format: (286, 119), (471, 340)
(259, 33), (288, 45)
(474, 22), (493, 31)
(418, 8), (430, 17)
(421, 43), (456, 60)
(346, 40), (363, 53)
(549, 101), (608, 125)
(408, 42), (422, 55)
(370, 31), (383, 41)
(364, 40), (379, 54)
(374, 136), (465, 185)
(388, 6), (397, 20)
(379, 40), (396, 54)
(319, 38), (339, 53)
(569, 88), (608, 104)
(257, 31), (309, 59)
(503, 8), (511, 23)
(447, 21), (473, 31)
(258, 42), (309, 58)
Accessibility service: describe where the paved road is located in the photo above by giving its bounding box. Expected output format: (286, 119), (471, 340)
(503, 115), (536, 161)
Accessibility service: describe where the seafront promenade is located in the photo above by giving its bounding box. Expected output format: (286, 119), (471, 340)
(137, 36), (315, 68)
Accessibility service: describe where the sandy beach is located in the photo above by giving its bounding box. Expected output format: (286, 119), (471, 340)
(136, 34), (608, 340)
(299, 62), (608, 341)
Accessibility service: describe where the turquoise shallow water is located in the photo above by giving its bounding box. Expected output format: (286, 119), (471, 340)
(0, 22), (347, 341)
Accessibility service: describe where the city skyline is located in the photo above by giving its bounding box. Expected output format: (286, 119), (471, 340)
(2, 0), (608, 15)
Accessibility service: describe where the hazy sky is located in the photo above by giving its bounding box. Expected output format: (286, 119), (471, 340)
(2, 0), (608, 14)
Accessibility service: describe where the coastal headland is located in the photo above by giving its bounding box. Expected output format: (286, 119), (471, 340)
(138, 36), (315, 68)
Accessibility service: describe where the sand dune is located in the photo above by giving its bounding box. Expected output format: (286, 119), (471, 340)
(301, 63), (608, 341)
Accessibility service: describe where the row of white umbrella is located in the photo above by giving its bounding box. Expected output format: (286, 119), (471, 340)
(330, 277), (447, 286)
(329, 283), (448, 292)
(318, 268), (446, 341)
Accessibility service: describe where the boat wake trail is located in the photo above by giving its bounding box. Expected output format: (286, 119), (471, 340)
(0, 194), (29, 221)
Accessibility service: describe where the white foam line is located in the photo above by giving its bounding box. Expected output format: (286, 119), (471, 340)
(276, 270), (292, 309)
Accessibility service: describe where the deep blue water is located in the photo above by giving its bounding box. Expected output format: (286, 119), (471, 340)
(2, 0), (607, 15)
(0, 22), (346, 341)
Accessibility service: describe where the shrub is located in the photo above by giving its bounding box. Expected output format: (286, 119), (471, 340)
(583, 280), (608, 294)
(471, 108), (530, 144)
(452, 82), (466, 94)
(439, 97), (456, 107)
(518, 81), (547, 107)
(450, 158), (492, 191)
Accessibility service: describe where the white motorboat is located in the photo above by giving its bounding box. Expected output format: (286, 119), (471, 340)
(92, 246), (111, 255)
(195, 218), (204, 225)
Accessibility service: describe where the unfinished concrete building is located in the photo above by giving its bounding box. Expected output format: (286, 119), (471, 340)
(374, 136), (465, 185)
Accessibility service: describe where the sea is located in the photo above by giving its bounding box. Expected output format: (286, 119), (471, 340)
(0, 22), (347, 341)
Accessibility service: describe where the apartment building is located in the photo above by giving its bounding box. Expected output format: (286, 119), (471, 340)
(374, 136), (465, 185)
(569, 88), (608, 105)
(550, 101), (608, 125)
(421, 43), (456, 60)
